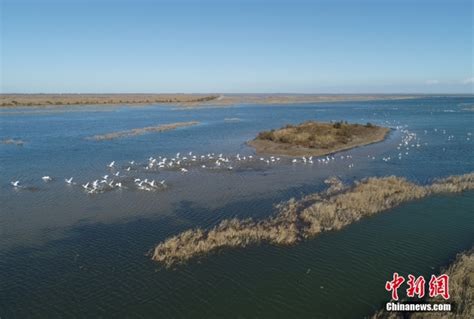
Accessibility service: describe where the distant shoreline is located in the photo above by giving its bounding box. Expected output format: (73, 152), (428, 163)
(0, 94), (219, 108)
(0, 93), (445, 108)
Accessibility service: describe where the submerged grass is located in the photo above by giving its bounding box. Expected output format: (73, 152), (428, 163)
(372, 247), (474, 319)
(151, 173), (474, 267)
(1, 138), (25, 145)
(87, 121), (200, 141)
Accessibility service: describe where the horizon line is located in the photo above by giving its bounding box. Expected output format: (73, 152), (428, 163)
(1, 92), (473, 95)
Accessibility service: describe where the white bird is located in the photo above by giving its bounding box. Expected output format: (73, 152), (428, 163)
(65, 177), (74, 184)
(82, 182), (90, 189)
(103, 175), (108, 180)
(11, 180), (20, 187)
(114, 171), (120, 176)
(116, 182), (122, 188)
(108, 161), (115, 168)
(160, 180), (166, 185)
(181, 168), (188, 173)
(42, 176), (52, 182)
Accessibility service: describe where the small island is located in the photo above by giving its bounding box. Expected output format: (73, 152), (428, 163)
(248, 120), (390, 156)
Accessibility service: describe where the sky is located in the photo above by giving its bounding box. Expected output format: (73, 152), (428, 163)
(1, 0), (473, 94)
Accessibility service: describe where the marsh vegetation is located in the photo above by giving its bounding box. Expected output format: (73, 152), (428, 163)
(249, 121), (390, 156)
(151, 173), (474, 267)
(0, 94), (219, 107)
(0, 94), (417, 107)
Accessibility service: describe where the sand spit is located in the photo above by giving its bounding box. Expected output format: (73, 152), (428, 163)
(1, 138), (25, 145)
(372, 247), (474, 319)
(224, 117), (242, 122)
(151, 173), (474, 267)
(87, 121), (200, 141)
(249, 121), (390, 156)
(205, 94), (419, 106)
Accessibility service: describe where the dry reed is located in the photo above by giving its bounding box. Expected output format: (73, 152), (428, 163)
(151, 173), (474, 267)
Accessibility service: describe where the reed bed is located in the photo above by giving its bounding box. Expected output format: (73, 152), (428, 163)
(0, 94), (219, 107)
(151, 173), (474, 267)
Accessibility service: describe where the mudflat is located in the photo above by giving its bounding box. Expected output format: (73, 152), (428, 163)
(87, 121), (200, 141)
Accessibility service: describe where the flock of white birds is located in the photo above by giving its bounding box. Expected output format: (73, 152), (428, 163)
(8, 125), (471, 194)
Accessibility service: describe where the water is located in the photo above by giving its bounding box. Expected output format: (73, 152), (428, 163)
(0, 97), (473, 318)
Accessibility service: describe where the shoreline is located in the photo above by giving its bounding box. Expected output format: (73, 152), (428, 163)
(0, 93), (431, 108)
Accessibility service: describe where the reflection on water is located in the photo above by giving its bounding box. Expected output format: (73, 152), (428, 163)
(0, 96), (473, 318)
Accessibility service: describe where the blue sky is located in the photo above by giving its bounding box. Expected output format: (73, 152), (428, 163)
(1, 0), (472, 93)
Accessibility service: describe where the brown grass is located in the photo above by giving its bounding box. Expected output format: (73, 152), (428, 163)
(0, 94), (423, 108)
(151, 173), (474, 267)
(249, 121), (390, 156)
(0, 94), (219, 107)
(372, 247), (474, 319)
(87, 121), (199, 141)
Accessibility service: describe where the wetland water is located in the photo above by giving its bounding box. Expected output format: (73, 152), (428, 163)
(1, 97), (473, 318)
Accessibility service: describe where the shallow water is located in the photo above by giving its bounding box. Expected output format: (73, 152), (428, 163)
(0, 97), (473, 318)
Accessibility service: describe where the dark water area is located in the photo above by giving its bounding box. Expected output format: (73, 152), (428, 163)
(0, 97), (473, 318)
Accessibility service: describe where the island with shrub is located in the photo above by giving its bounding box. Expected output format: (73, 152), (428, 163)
(248, 120), (390, 156)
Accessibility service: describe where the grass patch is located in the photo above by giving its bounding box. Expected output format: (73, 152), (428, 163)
(250, 120), (390, 156)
